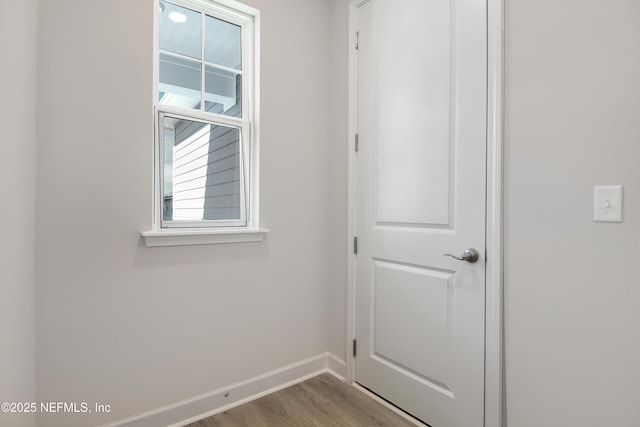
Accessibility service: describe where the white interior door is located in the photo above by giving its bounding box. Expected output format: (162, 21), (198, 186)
(355, 0), (487, 426)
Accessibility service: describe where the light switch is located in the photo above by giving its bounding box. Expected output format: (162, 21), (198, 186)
(594, 185), (623, 222)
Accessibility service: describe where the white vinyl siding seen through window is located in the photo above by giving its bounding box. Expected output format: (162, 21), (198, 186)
(161, 113), (245, 224)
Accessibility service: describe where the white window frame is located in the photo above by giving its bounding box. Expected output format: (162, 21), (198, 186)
(143, 0), (267, 247)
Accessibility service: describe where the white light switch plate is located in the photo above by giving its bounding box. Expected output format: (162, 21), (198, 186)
(594, 185), (623, 222)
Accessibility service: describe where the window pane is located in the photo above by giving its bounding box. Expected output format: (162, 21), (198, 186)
(163, 116), (243, 223)
(205, 65), (242, 117)
(159, 2), (201, 59)
(205, 15), (242, 70)
(159, 53), (202, 109)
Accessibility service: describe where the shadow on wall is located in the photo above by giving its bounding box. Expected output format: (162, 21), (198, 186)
(133, 237), (270, 270)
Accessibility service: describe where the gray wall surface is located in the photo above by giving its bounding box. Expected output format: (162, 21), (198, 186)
(504, 0), (640, 425)
(326, 0), (349, 370)
(0, 0), (38, 426)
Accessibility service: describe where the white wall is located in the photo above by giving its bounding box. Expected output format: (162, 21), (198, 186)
(504, 0), (640, 425)
(36, 0), (341, 425)
(326, 0), (350, 368)
(0, 0), (38, 426)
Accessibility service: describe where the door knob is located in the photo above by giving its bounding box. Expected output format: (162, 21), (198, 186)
(443, 248), (479, 263)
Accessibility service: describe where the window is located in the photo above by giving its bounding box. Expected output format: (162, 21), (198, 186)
(144, 0), (264, 246)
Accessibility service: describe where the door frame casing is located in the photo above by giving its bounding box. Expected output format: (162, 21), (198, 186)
(345, 1), (505, 426)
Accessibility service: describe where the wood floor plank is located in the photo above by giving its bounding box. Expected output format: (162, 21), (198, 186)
(184, 374), (417, 427)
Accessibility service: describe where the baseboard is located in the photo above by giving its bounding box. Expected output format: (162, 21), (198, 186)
(99, 352), (346, 427)
(327, 352), (347, 380)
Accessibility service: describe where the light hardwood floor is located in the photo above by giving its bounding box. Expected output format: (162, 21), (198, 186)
(183, 374), (418, 426)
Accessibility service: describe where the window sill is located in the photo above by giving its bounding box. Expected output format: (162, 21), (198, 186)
(141, 228), (269, 247)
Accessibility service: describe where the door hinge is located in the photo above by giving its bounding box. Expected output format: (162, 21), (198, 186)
(353, 236), (358, 254)
(355, 31), (359, 50)
(353, 339), (357, 357)
(355, 133), (359, 152)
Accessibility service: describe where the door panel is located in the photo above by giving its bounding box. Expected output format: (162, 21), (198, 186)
(372, 261), (453, 389)
(376, 0), (451, 225)
(355, 0), (487, 425)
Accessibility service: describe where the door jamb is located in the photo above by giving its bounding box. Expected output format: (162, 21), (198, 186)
(345, 1), (505, 427)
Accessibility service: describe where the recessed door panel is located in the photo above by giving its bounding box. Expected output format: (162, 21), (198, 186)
(372, 261), (453, 390)
(376, 0), (452, 226)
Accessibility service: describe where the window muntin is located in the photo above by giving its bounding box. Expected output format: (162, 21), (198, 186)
(158, 1), (245, 118)
(156, 0), (254, 230)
